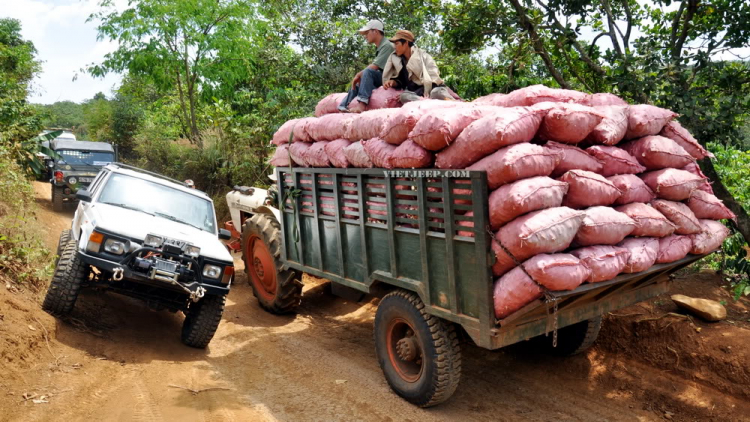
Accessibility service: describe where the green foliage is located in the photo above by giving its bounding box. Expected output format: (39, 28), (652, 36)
(38, 101), (86, 135)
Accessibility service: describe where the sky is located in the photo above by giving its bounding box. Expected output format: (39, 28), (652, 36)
(3, 0), (124, 104)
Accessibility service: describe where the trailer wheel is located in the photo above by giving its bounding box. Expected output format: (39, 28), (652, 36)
(52, 185), (64, 212)
(241, 213), (302, 314)
(536, 316), (603, 356)
(56, 229), (72, 263)
(374, 290), (461, 407)
(42, 238), (87, 316)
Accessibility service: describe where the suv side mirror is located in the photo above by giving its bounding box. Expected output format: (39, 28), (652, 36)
(76, 189), (93, 203)
(218, 228), (231, 240)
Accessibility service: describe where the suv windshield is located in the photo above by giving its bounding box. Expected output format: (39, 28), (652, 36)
(58, 150), (114, 166)
(98, 173), (216, 233)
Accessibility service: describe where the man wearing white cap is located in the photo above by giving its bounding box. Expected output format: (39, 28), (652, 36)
(338, 19), (394, 113)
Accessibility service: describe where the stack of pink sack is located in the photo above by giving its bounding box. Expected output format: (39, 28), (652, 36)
(269, 84), (733, 320)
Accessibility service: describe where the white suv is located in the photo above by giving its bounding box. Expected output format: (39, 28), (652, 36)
(43, 163), (234, 348)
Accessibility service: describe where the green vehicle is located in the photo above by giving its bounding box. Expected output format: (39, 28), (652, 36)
(45, 136), (116, 211)
(228, 168), (710, 407)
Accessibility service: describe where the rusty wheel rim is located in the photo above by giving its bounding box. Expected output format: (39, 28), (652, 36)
(246, 235), (276, 301)
(385, 317), (423, 383)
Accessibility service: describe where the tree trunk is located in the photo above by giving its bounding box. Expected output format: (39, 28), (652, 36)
(698, 157), (750, 244)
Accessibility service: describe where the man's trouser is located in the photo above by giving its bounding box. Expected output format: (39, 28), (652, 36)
(339, 68), (383, 109)
(399, 86), (454, 104)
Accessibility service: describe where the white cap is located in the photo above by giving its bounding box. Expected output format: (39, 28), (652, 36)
(358, 19), (384, 34)
(268, 173), (278, 182)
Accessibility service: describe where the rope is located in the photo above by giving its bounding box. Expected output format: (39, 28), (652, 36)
(488, 228), (560, 347)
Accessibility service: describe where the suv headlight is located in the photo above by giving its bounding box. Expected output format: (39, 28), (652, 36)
(68, 177), (77, 185)
(144, 234), (164, 247)
(202, 264), (222, 279)
(186, 245), (201, 258)
(104, 238), (128, 255)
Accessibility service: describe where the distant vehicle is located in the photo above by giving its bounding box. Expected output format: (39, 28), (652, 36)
(43, 163), (234, 348)
(45, 135), (117, 211)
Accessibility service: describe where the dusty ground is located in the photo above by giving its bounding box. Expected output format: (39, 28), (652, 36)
(1, 182), (749, 421)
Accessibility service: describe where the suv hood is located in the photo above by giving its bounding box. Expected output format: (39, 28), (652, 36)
(89, 203), (232, 263)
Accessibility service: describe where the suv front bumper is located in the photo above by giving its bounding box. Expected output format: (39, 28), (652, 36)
(77, 251), (229, 297)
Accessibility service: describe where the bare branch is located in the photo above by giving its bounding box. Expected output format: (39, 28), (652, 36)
(669, 1), (687, 48)
(673, 0), (699, 61)
(588, 32), (609, 56)
(600, 0), (624, 57)
(621, 0), (633, 51)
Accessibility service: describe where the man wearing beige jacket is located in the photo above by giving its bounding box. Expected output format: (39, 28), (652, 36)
(381, 30), (452, 103)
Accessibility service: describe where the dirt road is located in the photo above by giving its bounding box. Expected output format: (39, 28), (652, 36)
(1, 182), (748, 421)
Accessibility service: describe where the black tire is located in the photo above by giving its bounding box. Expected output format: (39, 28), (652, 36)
(56, 229), (72, 262)
(181, 294), (226, 348)
(241, 213), (302, 314)
(535, 316), (603, 356)
(42, 238), (88, 316)
(374, 290), (461, 407)
(52, 184), (64, 212)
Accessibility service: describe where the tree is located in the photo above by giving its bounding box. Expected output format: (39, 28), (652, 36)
(443, 0), (750, 243)
(88, 0), (256, 147)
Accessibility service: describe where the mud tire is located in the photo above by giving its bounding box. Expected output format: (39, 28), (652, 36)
(374, 290), (461, 407)
(56, 229), (72, 263)
(536, 316), (603, 356)
(42, 238), (87, 316)
(241, 213), (302, 314)
(181, 294), (226, 348)
(52, 184), (65, 212)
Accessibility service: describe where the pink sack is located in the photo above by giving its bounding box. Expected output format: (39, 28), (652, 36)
(436, 107), (545, 169)
(625, 104), (677, 139)
(389, 140), (433, 169)
(617, 237), (659, 273)
(272, 118), (299, 145)
(608, 174), (656, 205)
(346, 109), (401, 141)
(292, 117), (316, 142)
(660, 121), (713, 160)
(380, 100), (462, 145)
(570, 245), (631, 283)
(492, 207), (586, 276)
(362, 138), (396, 169)
(546, 141), (603, 177)
(581, 93), (628, 107)
(620, 135), (694, 170)
(615, 203), (675, 237)
(559, 170), (622, 209)
(306, 113), (355, 141)
(410, 105), (498, 151)
(324, 139), (352, 168)
(468, 143), (560, 190)
(586, 146), (646, 176)
(656, 235), (692, 264)
(315, 93), (347, 117)
(493, 254), (590, 319)
(269, 144), (292, 167)
(488, 176), (568, 230)
(505, 85), (588, 106)
(640, 168), (706, 201)
(536, 103), (604, 144)
(473, 93), (513, 107)
(690, 220), (730, 255)
(687, 190), (736, 220)
(586, 106), (629, 145)
(682, 162), (714, 194)
(367, 87), (404, 110)
(574, 206), (636, 246)
(343, 141), (373, 168)
(302, 141), (331, 167)
(288, 142), (313, 166)
(650, 199), (702, 235)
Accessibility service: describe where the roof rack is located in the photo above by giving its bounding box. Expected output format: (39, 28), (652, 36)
(107, 162), (188, 188)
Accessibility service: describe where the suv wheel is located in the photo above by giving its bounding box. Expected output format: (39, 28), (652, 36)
(52, 184), (65, 212)
(181, 294), (226, 348)
(241, 213), (302, 314)
(42, 238), (88, 316)
(55, 229), (72, 264)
